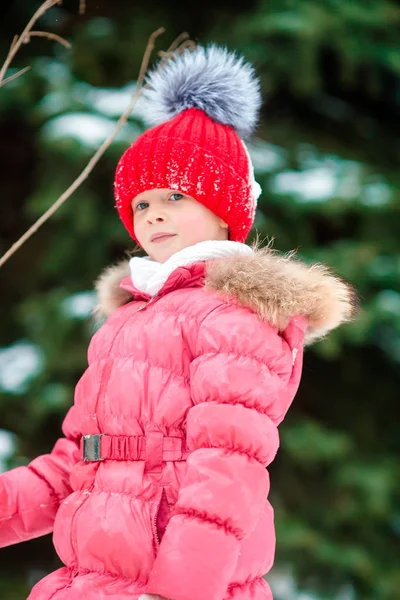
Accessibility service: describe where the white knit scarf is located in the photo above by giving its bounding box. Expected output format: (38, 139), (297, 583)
(129, 240), (253, 297)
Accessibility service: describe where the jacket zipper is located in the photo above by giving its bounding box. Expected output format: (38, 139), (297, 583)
(137, 296), (157, 311)
(152, 487), (163, 551)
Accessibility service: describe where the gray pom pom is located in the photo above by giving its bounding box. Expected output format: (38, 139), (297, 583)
(144, 45), (261, 139)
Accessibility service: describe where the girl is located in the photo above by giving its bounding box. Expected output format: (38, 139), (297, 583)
(0, 46), (356, 600)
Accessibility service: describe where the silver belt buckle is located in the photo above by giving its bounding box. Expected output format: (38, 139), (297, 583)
(82, 434), (104, 461)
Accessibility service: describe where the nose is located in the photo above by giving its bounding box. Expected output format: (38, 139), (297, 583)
(146, 207), (167, 225)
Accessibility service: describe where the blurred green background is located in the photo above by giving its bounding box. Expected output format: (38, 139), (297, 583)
(0, 1), (399, 599)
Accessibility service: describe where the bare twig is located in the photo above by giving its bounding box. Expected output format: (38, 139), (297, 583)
(136, 27), (165, 84)
(79, 0), (86, 15)
(1, 66), (32, 87)
(156, 35), (196, 80)
(0, 28), (167, 269)
(10, 35), (19, 51)
(165, 31), (189, 54)
(173, 39), (197, 53)
(27, 31), (71, 49)
(0, 0), (63, 86)
(158, 37), (196, 63)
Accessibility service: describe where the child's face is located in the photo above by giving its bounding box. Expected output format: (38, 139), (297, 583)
(131, 188), (229, 262)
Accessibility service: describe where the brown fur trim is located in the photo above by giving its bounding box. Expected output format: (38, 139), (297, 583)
(93, 260), (131, 320)
(94, 246), (357, 345)
(205, 245), (358, 345)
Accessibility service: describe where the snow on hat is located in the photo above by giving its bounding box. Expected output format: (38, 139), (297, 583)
(114, 44), (262, 242)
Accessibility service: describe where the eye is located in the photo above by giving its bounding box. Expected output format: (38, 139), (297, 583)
(169, 192), (184, 201)
(134, 201), (149, 212)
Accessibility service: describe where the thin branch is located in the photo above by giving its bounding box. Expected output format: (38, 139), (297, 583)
(156, 35), (196, 81)
(0, 28), (167, 269)
(26, 31), (71, 49)
(136, 27), (165, 84)
(10, 35), (19, 51)
(165, 31), (189, 54)
(0, 0), (62, 86)
(173, 39), (197, 53)
(0, 66), (31, 87)
(158, 37), (196, 63)
(79, 0), (86, 15)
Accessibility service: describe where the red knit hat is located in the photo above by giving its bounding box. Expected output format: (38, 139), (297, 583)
(114, 45), (262, 243)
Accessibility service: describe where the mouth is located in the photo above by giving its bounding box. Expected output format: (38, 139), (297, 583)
(150, 233), (177, 244)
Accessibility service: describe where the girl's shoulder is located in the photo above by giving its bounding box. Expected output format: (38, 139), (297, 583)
(203, 245), (357, 345)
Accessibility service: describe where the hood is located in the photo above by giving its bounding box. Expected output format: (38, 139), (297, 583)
(93, 246), (357, 345)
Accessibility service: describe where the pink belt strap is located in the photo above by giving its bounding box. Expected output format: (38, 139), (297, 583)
(80, 433), (189, 473)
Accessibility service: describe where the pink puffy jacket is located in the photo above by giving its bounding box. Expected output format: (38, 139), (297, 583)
(0, 248), (354, 600)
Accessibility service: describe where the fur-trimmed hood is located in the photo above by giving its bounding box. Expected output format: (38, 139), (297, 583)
(94, 247), (357, 345)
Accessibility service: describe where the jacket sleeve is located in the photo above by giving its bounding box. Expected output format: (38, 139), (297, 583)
(146, 304), (306, 600)
(0, 406), (80, 548)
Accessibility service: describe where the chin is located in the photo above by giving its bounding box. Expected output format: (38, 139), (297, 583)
(151, 248), (178, 263)
(152, 239), (185, 263)
(152, 253), (170, 264)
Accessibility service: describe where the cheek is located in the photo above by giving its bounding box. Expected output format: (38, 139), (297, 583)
(133, 217), (145, 244)
(178, 210), (217, 238)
